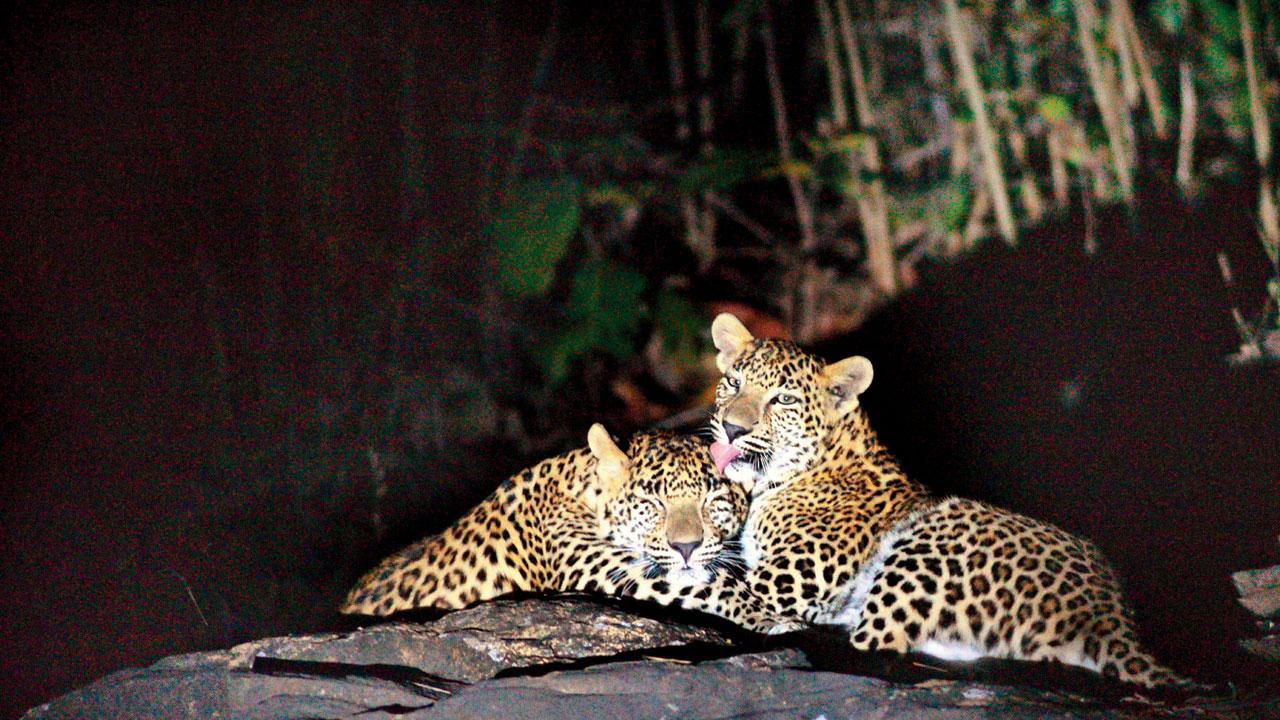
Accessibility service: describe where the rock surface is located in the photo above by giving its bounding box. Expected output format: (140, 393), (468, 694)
(23, 597), (1280, 720)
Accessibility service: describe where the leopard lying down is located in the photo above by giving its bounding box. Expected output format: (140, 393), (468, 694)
(341, 426), (747, 615)
(618, 313), (1200, 689)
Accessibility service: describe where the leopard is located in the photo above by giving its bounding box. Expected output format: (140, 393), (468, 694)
(340, 425), (751, 616)
(619, 313), (1198, 689)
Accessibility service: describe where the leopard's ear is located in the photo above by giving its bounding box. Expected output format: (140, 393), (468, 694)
(823, 355), (873, 417)
(587, 423), (630, 508)
(711, 313), (755, 372)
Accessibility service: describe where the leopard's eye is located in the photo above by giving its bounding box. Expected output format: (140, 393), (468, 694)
(774, 393), (798, 406)
(724, 376), (741, 391)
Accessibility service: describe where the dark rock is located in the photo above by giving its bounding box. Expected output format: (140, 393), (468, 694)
(227, 596), (732, 683)
(21, 651), (233, 720)
(22, 597), (1279, 720)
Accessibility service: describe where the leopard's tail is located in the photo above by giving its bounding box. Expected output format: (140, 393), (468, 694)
(1087, 624), (1209, 692)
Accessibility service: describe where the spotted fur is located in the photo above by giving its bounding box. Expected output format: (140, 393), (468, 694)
(340, 427), (747, 615)
(622, 314), (1197, 689)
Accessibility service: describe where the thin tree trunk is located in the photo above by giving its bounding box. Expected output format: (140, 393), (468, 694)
(505, 2), (561, 190)
(760, 1), (819, 341)
(833, 0), (873, 128)
(1110, 5), (1141, 108)
(728, 18), (749, 107)
(1073, 0), (1134, 201)
(1114, 0), (1169, 138)
(942, 0), (1017, 245)
(964, 185), (993, 248)
(694, 0), (717, 255)
(663, 0), (714, 271)
(817, 0), (849, 129)
(399, 43), (424, 231)
(832, 0), (896, 294)
(661, 0), (692, 144)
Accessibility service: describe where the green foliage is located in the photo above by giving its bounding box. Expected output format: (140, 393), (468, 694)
(721, 0), (764, 30)
(1202, 37), (1240, 84)
(537, 258), (647, 384)
(1196, 0), (1240, 45)
(678, 149), (770, 195)
(1047, 0), (1072, 21)
(1037, 95), (1073, 123)
(940, 176), (973, 233)
(1150, 0), (1185, 34)
(765, 159), (817, 181)
(585, 183), (642, 211)
(653, 288), (706, 363)
(490, 176), (582, 297)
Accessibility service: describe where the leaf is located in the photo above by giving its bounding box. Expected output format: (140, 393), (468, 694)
(678, 149), (768, 194)
(828, 132), (869, 155)
(1037, 95), (1072, 123)
(584, 183), (639, 210)
(537, 258), (647, 383)
(653, 289), (705, 362)
(940, 176), (972, 233)
(489, 176), (582, 298)
(1149, 0), (1184, 34)
(1202, 38), (1240, 85)
(765, 159), (816, 181)
(1195, 0), (1240, 45)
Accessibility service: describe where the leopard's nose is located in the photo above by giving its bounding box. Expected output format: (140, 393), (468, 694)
(670, 540), (701, 564)
(722, 422), (749, 442)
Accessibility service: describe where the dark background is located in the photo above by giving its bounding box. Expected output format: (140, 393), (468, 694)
(3, 2), (1278, 717)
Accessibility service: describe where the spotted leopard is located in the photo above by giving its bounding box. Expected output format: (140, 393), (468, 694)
(622, 314), (1197, 689)
(340, 426), (748, 615)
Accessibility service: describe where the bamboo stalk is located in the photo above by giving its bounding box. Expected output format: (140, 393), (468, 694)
(950, 119), (972, 177)
(1240, 0), (1272, 169)
(827, 0), (896, 295)
(817, 0), (849, 129)
(662, 0), (715, 271)
(999, 93), (1045, 224)
(1104, 50), (1137, 194)
(694, 0), (714, 152)
(1048, 124), (1070, 208)
(1073, 0), (1134, 201)
(964, 185), (993, 248)
(1110, 5), (1141, 108)
(1176, 60), (1197, 195)
(833, 0), (873, 129)
(761, 1), (819, 340)
(1239, 0), (1279, 250)
(661, 0), (691, 144)
(942, 0), (1017, 245)
(1114, 0), (1169, 138)
(866, 0), (887, 94)
(728, 17), (749, 107)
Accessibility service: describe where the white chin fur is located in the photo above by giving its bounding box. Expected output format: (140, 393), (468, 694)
(669, 567), (711, 585)
(724, 461), (756, 488)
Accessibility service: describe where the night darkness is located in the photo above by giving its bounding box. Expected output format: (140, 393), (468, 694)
(3, 1), (1279, 716)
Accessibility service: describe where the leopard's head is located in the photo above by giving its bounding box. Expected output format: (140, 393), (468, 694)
(706, 313), (874, 494)
(586, 425), (747, 585)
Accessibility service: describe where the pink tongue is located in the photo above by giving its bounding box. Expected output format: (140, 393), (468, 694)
(709, 442), (742, 474)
